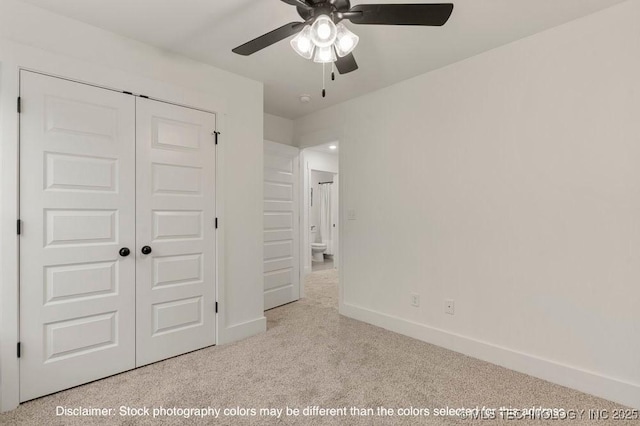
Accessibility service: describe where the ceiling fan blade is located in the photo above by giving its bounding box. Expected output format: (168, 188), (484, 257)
(335, 53), (358, 74)
(347, 3), (454, 26)
(280, 0), (313, 10)
(232, 22), (304, 56)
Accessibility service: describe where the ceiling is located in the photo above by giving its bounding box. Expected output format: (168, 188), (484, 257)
(19, 0), (626, 119)
(308, 141), (339, 154)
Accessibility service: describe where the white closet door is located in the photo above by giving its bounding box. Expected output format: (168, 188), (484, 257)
(263, 141), (300, 310)
(135, 98), (217, 366)
(19, 71), (136, 402)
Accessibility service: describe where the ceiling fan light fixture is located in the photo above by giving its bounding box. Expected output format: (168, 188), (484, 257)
(313, 45), (337, 64)
(310, 15), (337, 48)
(334, 22), (359, 57)
(290, 25), (314, 59)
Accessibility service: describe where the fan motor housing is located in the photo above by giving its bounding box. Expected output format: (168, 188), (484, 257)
(297, 0), (351, 20)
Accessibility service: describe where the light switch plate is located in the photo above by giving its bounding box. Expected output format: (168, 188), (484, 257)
(347, 209), (356, 220)
(411, 293), (420, 307)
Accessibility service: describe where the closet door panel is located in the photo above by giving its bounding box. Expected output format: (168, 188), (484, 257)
(135, 98), (217, 367)
(19, 71), (136, 402)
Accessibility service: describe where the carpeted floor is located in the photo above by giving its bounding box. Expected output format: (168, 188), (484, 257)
(0, 269), (632, 425)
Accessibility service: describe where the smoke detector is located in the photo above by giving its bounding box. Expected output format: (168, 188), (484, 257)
(299, 94), (312, 104)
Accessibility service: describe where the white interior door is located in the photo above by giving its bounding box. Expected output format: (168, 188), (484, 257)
(263, 141), (300, 310)
(135, 98), (217, 366)
(19, 71), (136, 401)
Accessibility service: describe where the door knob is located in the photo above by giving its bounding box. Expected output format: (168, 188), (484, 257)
(141, 246), (152, 255)
(119, 247), (131, 257)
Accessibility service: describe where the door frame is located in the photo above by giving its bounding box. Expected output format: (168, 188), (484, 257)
(0, 57), (227, 412)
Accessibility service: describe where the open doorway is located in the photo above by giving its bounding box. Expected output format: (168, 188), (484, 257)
(261, 139), (338, 311)
(310, 170), (338, 272)
(301, 142), (339, 286)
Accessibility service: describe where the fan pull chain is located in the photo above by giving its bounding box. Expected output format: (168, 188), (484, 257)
(322, 63), (326, 98)
(331, 62), (336, 81)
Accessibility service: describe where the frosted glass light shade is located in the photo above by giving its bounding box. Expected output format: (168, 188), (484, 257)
(290, 25), (314, 59)
(311, 15), (337, 48)
(313, 45), (336, 63)
(334, 22), (359, 57)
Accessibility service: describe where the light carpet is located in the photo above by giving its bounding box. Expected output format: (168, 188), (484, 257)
(0, 269), (631, 425)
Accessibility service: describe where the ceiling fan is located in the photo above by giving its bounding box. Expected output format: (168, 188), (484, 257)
(233, 1), (454, 96)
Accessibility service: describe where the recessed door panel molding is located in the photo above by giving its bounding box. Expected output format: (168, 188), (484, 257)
(153, 254), (203, 288)
(45, 153), (118, 192)
(152, 297), (203, 336)
(135, 97), (217, 367)
(264, 212), (293, 230)
(264, 168), (293, 184)
(152, 163), (202, 195)
(44, 312), (118, 362)
(264, 200), (294, 212)
(19, 71), (136, 402)
(264, 257), (294, 273)
(264, 182), (293, 201)
(45, 209), (118, 247)
(264, 269), (293, 291)
(264, 229), (294, 242)
(152, 117), (201, 151)
(152, 210), (203, 241)
(264, 241), (293, 260)
(263, 141), (300, 310)
(45, 96), (118, 140)
(44, 261), (118, 304)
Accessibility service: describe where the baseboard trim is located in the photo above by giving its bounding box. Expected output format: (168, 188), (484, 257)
(218, 316), (266, 345)
(341, 303), (640, 409)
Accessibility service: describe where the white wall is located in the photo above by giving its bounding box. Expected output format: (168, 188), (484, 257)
(305, 150), (338, 174)
(264, 113), (294, 146)
(295, 0), (640, 408)
(0, 0), (265, 411)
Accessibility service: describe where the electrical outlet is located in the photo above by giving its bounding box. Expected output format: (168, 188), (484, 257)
(411, 293), (420, 307)
(444, 299), (455, 315)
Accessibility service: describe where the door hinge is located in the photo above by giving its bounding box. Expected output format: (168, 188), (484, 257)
(213, 131), (220, 145)
(215, 302), (218, 313)
(17, 97), (21, 114)
(215, 217), (218, 229)
(17, 220), (21, 235)
(17, 342), (21, 358)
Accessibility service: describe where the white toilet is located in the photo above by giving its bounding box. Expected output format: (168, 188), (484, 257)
(311, 243), (327, 262)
